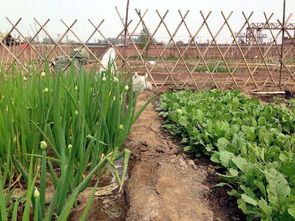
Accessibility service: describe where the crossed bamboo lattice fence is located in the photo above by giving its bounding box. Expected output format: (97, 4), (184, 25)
(0, 10), (295, 90)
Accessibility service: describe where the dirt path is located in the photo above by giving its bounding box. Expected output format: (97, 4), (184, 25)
(125, 91), (244, 221)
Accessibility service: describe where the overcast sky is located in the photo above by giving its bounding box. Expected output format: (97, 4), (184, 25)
(1, 0), (294, 43)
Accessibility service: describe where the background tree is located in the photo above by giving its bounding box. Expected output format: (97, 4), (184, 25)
(138, 26), (154, 58)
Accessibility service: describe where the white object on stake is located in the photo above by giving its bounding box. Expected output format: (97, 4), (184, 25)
(148, 60), (156, 65)
(99, 47), (117, 73)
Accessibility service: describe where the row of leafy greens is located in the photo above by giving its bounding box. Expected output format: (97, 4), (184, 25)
(158, 90), (295, 221)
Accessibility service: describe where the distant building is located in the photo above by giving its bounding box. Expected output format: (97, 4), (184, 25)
(0, 33), (20, 46)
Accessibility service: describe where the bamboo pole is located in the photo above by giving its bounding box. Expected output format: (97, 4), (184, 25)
(279, 0), (286, 86)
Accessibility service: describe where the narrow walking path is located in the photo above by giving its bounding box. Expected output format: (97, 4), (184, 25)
(125, 91), (244, 221)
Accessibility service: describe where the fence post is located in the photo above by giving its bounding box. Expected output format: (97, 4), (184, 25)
(279, 0), (286, 86)
(123, 0), (130, 63)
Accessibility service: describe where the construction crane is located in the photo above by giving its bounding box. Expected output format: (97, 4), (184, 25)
(237, 22), (295, 44)
(246, 22), (295, 44)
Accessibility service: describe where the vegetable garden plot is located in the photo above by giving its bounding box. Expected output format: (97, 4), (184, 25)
(158, 90), (295, 221)
(0, 65), (151, 220)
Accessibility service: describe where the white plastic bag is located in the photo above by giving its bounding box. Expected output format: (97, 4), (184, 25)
(99, 47), (117, 72)
(132, 73), (153, 92)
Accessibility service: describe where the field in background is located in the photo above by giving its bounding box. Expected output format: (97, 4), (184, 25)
(0, 10), (294, 90)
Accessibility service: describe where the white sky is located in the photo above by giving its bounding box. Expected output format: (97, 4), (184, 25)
(1, 0), (294, 43)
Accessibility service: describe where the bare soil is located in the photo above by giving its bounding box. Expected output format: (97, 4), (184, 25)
(125, 91), (245, 221)
(123, 59), (295, 91)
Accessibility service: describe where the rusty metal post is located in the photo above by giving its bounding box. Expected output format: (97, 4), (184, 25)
(279, 0), (286, 86)
(124, 0), (130, 46)
(123, 0), (130, 63)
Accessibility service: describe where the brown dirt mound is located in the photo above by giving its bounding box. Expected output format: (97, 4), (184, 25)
(125, 91), (245, 221)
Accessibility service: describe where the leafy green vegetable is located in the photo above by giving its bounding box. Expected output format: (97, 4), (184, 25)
(158, 90), (295, 221)
(0, 63), (153, 220)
